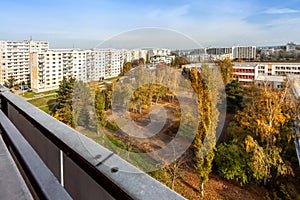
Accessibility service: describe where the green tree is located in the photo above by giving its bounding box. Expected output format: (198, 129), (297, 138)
(104, 83), (112, 110)
(7, 75), (16, 88)
(73, 81), (91, 128)
(53, 77), (76, 127)
(95, 90), (106, 135)
(225, 79), (244, 112)
(215, 142), (249, 185)
(77, 108), (90, 127)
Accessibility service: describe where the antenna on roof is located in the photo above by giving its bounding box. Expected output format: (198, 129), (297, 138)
(30, 36), (32, 41)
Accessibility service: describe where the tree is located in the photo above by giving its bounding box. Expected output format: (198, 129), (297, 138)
(95, 90), (106, 135)
(104, 83), (113, 110)
(7, 75), (16, 88)
(171, 57), (190, 68)
(167, 148), (191, 190)
(190, 64), (219, 196)
(215, 57), (234, 84)
(225, 79), (244, 112)
(138, 58), (145, 66)
(53, 77), (76, 127)
(215, 142), (249, 185)
(73, 81), (92, 128)
(233, 82), (294, 185)
(53, 104), (75, 127)
(123, 62), (132, 75)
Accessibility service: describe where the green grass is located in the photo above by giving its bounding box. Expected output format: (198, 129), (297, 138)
(23, 91), (36, 98)
(79, 128), (158, 172)
(27, 94), (57, 114)
(105, 121), (120, 131)
(23, 89), (58, 98)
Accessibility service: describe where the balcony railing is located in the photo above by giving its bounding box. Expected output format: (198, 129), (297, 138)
(0, 85), (184, 200)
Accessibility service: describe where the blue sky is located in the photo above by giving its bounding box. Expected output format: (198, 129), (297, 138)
(1, 0), (300, 49)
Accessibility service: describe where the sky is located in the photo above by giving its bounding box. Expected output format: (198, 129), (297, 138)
(1, 0), (300, 49)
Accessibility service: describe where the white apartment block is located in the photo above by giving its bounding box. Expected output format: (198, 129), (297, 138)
(88, 49), (124, 81)
(232, 46), (256, 60)
(125, 49), (148, 63)
(30, 49), (89, 92)
(0, 40), (49, 85)
(148, 49), (171, 58)
(150, 55), (175, 65)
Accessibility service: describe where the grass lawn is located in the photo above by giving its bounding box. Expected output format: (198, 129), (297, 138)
(27, 94), (57, 114)
(79, 128), (158, 172)
(23, 89), (58, 98)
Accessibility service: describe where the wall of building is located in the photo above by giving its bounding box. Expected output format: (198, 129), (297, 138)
(0, 40), (49, 85)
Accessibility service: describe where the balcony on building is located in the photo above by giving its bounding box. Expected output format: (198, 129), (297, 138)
(0, 85), (184, 200)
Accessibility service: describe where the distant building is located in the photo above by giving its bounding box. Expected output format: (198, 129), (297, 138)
(125, 49), (148, 63)
(0, 40), (49, 85)
(232, 46), (256, 60)
(206, 47), (232, 55)
(88, 49), (125, 81)
(149, 55), (175, 65)
(286, 42), (297, 52)
(147, 49), (171, 58)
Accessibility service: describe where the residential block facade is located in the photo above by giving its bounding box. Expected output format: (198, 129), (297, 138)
(0, 40), (49, 85)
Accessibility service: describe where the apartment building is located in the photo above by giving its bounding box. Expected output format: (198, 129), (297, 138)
(206, 47), (232, 55)
(232, 63), (256, 85)
(30, 49), (89, 92)
(148, 49), (171, 58)
(232, 46), (256, 60)
(125, 49), (148, 63)
(88, 49), (124, 81)
(150, 55), (175, 65)
(0, 40), (49, 85)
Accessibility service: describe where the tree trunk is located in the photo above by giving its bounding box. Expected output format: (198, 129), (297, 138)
(171, 176), (175, 190)
(263, 175), (267, 186)
(200, 183), (204, 197)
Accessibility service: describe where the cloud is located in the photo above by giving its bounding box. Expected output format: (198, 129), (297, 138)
(264, 8), (300, 14)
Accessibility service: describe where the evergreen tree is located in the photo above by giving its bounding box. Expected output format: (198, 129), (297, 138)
(225, 79), (244, 112)
(53, 77), (76, 127)
(95, 90), (106, 134)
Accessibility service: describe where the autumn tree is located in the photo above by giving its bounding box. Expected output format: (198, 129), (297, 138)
(123, 62), (132, 75)
(215, 57), (234, 84)
(190, 64), (219, 196)
(219, 81), (296, 186)
(171, 57), (190, 68)
(237, 82), (294, 185)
